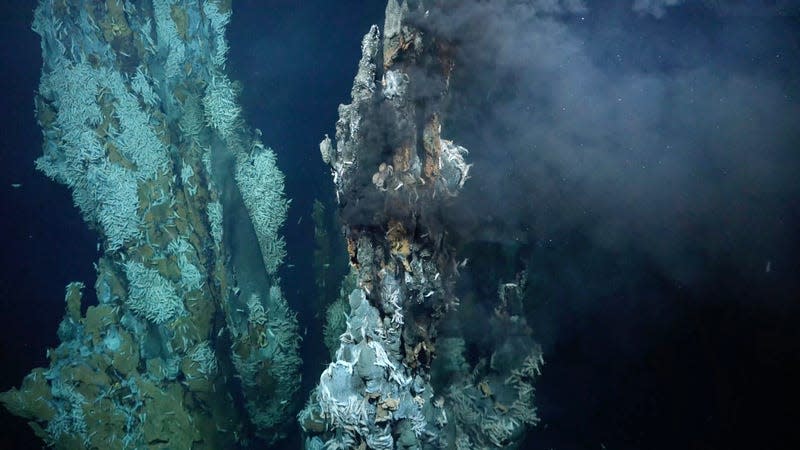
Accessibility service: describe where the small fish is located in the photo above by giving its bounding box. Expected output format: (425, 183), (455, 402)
(10, 183), (21, 189)
(297, 216), (303, 225)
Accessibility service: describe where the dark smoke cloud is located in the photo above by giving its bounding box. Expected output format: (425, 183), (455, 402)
(632, 0), (684, 18)
(430, 0), (800, 284)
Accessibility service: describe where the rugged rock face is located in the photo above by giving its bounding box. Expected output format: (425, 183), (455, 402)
(302, 1), (544, 449)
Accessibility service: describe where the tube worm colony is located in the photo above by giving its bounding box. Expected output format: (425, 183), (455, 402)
(1, 1), (299, 448)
